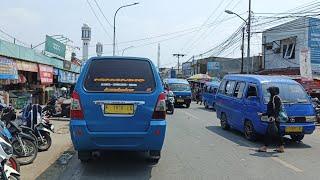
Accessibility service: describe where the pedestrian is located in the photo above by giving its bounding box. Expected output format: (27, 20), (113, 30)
(258, 86), (284, 153)
(196, 88), (202, 105)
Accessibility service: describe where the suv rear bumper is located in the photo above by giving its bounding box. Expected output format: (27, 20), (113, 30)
(69, 120), (166, 151)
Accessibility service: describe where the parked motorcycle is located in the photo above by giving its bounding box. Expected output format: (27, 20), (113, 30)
(20, 104), (54, 151)
(166, 91), (175, 114)
(1, 107), (38, 165)
(0, 136), (20, 180)
(42, 96), (70, 118)
(312, 98), (320, 123)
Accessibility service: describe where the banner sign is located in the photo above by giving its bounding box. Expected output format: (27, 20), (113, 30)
(38, 64), (53, 84)
(44, 35), (66, 58)
(300, 48), (313, 81)
(16, 60), (38, 72)
(53, 68), (59, 76)
(63, 60), (71, 70)
(0, 57), (18, 80)
(58, 70), (77, 84)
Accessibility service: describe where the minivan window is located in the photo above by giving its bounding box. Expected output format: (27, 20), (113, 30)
(225, 81), (236, 96)
(84, 59), (156, 93)
(218, 80), (226, 94)
(246, 85), (257, 97)
(233, 82), (246, 98)
(262, 83), (309, 104)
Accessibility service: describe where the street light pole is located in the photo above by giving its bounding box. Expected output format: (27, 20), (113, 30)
(247, 0), (252, 74)
(113, 2), (139, 56)
(122, 46), (134, 56)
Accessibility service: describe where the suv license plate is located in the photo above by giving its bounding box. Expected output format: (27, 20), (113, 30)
(285, 126), (303, 133)
(104, 104), (134, 115)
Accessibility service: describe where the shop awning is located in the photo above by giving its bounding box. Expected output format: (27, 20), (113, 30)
(16, 60), (38, 72)
(0, 57), (18, 80)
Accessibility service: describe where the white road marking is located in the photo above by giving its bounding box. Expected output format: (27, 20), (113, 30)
(183, 111), (201, 120)
(271, 157), (303, 173)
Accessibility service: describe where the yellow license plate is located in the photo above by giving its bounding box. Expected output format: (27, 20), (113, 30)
(104, 104), (134, 115)
(177, 99), (184, 102)
(285, 126), (303, 133)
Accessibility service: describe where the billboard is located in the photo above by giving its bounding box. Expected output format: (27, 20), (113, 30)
(207, 62), (220, 71)
(45, 35), (66, 58)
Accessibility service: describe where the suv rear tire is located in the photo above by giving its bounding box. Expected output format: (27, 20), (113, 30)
(220, 113), (230, 130)
(290, 134), (304, 142)
(148, 150), (161, 164)
(78, 151), (91, 163)
(186, 103), (190, 108)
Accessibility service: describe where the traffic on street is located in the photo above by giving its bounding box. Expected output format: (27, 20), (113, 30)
(1, 0), (320, 180)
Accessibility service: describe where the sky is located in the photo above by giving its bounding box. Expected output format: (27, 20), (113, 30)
(0, 0), (317, 68)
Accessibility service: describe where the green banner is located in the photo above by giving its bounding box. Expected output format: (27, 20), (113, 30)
(44, 35), (66, 58)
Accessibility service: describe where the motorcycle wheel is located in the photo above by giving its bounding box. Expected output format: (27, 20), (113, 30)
(38, 132), (52, 151)
(7, 157), (20, 172)
(12, 139), (38, 165)
(8, 174), (20, 180)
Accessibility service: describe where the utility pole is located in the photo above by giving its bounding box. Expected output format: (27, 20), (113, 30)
(247, 0), (251, 74)
(173, 53), (185, 75)
(241, 27), (245, 74)
(157, 43), (160, 69)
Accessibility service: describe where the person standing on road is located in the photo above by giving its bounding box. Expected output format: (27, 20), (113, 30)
(196, 88), (202, 105)
(258, 86), (285, 153)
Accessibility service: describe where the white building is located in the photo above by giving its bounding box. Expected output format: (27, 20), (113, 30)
(262, 17), (320, 78)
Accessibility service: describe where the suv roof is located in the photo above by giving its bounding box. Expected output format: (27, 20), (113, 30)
(224, 74), (298, 85)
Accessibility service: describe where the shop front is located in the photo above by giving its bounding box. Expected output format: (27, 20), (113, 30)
(0, 57), (18, 105)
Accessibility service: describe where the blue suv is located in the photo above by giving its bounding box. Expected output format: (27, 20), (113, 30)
(69, 57), (167, 163)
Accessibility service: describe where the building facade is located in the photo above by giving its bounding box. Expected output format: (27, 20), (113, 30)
(262, 17), (320, 77)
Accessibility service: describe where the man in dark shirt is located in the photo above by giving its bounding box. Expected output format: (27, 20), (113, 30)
(258, 86), (284, 153)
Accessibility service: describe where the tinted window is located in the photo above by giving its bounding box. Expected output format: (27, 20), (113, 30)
(225, 81), (236, 96)
(84, 59), (156, 93)
(246, 85), (257, 97)
(168, 83), (190, 91)
(218, 80), (227, 94)
(233, 82), (246, 98)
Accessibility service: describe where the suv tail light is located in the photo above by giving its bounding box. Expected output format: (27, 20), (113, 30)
(70, 91), (84, 119)
(152, 92), (166, 119)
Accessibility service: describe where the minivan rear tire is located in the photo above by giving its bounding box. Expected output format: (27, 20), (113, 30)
(290, 134), (304, 142)
(148, 150), (161, 164)
(186, 103), (190, 108)
(220, 113), (230, 130)
(244, 120), (257, 141)
(78, 151), (91, 163)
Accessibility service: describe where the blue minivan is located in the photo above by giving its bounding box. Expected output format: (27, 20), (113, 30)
(70, 57), (166, 162)
(164, 78), (192, 108)
(202, 81), (220, 109)
(215, 75), (316, 141)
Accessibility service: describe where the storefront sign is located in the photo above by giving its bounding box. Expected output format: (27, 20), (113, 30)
(38, 64), (53, 84)
(16, 60), (38, 72)
(0, 57), (18, 79)
(53, 68), (59, 76)
(59, 70), (77, 84)
(44, 35), (66, 58)
(63, 60), (71, 70)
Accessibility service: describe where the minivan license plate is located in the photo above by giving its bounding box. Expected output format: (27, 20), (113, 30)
(104, 104), (134, 115)
(285, 126), (303, 133)
(177, 99), (184, 102)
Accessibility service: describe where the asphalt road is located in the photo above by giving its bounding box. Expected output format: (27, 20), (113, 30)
(58, 103), (320, 180)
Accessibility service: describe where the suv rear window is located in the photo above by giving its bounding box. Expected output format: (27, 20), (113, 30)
(84, 59), (156, 93)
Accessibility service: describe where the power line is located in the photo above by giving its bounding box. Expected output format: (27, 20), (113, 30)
(92, 0), (113, 28)
(86, 0), (113, 40)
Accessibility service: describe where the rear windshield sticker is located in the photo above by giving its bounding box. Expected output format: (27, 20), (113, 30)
(94, 78), (145, 83)
(104, 87), (135, 93)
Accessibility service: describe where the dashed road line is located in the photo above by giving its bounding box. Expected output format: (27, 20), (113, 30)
(271, 157), (303, 173)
